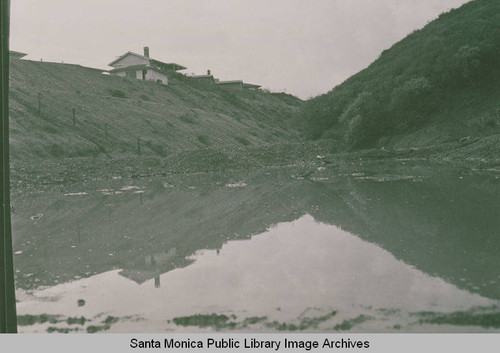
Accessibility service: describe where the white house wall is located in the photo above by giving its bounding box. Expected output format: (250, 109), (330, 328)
(129, 69), (168, 85)
(146, 69), (168, 85)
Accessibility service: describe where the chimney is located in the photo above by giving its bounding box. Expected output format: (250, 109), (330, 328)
(207, 69), (211, 76)
(144, 46), (150, 58)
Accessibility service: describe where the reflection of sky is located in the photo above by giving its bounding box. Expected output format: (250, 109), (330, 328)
(17, 215), (494, 332)
(10, 0), (471, 99)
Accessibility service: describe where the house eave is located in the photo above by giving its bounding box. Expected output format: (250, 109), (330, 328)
(108, 64), (165, 75)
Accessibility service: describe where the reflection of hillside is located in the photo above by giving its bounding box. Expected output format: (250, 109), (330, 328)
(11, 164), (500, 301)
(307, 167), (500, 300)
(11, 176), (308, 290)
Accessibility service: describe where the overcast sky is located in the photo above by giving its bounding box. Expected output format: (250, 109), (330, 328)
(11, 0), (471, 99)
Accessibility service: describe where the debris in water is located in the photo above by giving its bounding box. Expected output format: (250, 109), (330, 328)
(120, 186), (143, 191)
(64, 192), (88, 196)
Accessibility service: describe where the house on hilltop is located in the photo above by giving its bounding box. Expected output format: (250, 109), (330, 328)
(217, 80), (261, 91)
(108, 47), (187, 85)
(188, 69), (216, 84)
(187, 70), (215, 83)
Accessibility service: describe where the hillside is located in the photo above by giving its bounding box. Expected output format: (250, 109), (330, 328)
(8, 58), (302, 160)
(299, 0), (500, 154)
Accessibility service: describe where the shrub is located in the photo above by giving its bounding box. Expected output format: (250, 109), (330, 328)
(107, 89), (127, 98)
(179, 114), (195, 124)
(197, 135), (210, 145)
(234, 136), (251, 146)
(344, 115), (364, 147)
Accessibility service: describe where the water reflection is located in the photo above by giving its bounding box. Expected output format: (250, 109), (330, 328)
(10, 161), (500, 332)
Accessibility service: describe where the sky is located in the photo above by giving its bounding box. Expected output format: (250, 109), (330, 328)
(10, 0), (471, 99)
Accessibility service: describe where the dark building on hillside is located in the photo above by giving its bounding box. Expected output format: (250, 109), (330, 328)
(216, 80), (261, 91)
(189, 70), (216, 84)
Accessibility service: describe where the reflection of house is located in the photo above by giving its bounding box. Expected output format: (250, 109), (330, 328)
(119, 248), (178, 285)
(10, 51), (27, 59)
(216, 80), (261, 91)
(108, 47), (187, 85)
(144, 248), (176, 266)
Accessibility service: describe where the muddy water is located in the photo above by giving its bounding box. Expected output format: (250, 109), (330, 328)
(10, 161), (500, 332)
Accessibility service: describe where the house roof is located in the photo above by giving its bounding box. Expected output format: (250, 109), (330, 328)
(216, 80), (261, 89)
(108, 51), (187, 71)
(189, 74), (214, 79)
(9, 50), (27, 59)
(151, 60), (187, 71)
(243, 82), (261, 89)
(216, 80), (243, 85)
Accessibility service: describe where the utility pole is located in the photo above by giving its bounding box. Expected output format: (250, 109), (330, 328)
(0, 0), (18, 333)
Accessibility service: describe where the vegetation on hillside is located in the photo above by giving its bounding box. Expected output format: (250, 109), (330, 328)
(299, 0), (500, 149)
(9, 60), (302, 159)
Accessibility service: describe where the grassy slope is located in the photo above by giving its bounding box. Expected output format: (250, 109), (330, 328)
(9, 59), (302, 160)
(299, 0), (500, 153)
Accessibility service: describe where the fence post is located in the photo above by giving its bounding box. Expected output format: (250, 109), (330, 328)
(37, 92), (42, 117)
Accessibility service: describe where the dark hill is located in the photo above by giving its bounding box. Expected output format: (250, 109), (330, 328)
(299, 0), (500, 154)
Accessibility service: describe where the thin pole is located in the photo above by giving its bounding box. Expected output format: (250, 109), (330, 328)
(37, 92), (41, 117)
(0, 0), (18, 333)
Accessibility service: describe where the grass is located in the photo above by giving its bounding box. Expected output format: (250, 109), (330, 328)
(9, 59), (302, 161)
(415, 308), (500, 328)
(171, 311), (337, 331)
